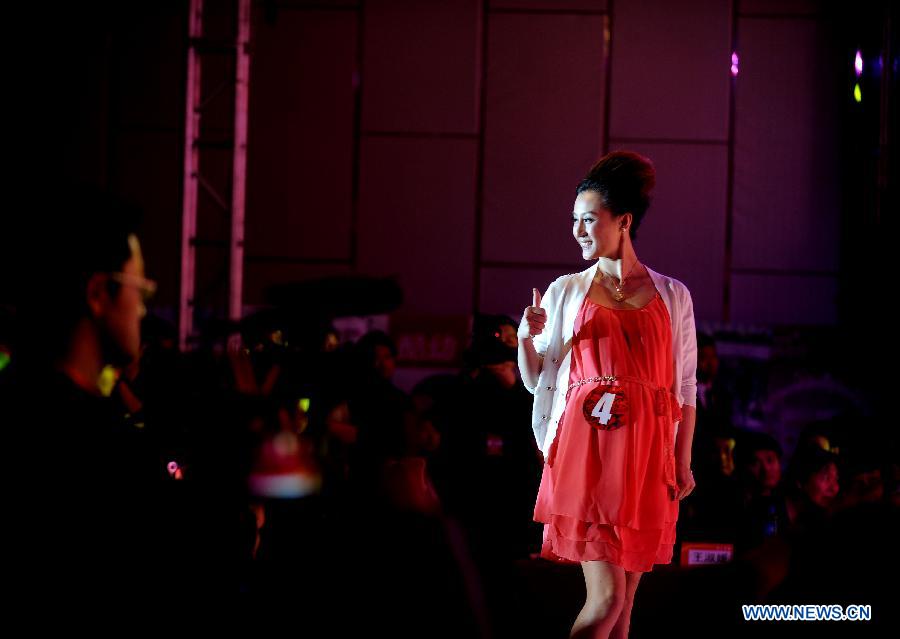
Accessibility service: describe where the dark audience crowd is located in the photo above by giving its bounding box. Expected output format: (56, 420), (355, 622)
(1, 189), (896, 636)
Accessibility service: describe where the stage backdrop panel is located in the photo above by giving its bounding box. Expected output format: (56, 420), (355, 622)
(481, 12), (607, 265)
(490, 0), (608, 11)
(362, 0), (481, 134)
(730, 273), (838, 326)
(245, 8), (357, 261)
(609, 0), (731, 142)
(357, 137), (477, 315)
(732, 16), (840, 273)
(738, 0), (823, 15)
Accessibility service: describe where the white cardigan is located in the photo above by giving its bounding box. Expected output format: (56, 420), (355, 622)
(522, 260), (698, 459)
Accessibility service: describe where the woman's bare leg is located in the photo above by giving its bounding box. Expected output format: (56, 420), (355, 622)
(570, 560), (626, 639)
(609, 570), (643, 639)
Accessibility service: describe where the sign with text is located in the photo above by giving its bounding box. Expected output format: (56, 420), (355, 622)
(680, 542), (734, 567)
(390, 314), (471, 367)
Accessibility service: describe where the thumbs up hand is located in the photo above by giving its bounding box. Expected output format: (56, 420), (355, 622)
(518, 287), (547, 340)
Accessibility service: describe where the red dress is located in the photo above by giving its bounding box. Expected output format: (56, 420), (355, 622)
(533, 291), (683, 572)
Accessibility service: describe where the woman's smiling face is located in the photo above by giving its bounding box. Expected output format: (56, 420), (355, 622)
(572, 190), (623, 260)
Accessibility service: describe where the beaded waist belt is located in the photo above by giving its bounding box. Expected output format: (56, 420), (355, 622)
(566, 374), (682, 421)
(567, 374), (666, 394)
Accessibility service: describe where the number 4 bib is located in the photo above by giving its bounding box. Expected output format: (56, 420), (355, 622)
(582, 384), (630, 431)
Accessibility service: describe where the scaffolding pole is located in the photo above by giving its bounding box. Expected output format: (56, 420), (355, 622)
(230, 0), (250, 324)
(179, 0), (252, 350)
(179, 0), (202, 352)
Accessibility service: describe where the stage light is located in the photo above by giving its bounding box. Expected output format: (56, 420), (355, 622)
(731, 52), (739, 77)
(854, 83), (862, 102)
(854, 50), (863, 76)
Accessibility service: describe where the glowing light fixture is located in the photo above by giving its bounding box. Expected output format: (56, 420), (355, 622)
(854, 83), (862, 102)
(854, 50), (863, 76)
(731, 52), (739, 77)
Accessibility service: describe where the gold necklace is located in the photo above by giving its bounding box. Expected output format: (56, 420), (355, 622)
(597, 259), (640, 301)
